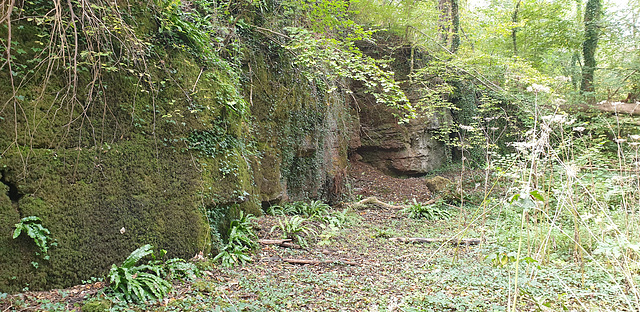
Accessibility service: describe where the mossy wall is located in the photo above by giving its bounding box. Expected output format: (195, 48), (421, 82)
(0, 0), (351, 293)
(245, 39), (350, 204)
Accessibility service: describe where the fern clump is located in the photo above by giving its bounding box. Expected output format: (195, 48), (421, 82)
(271, 215), (317, 248)
(13, 216), (56, 260)
(108, 244), (198, 303)
(213, 212), (258, 267)
(402, 199), (453, 220)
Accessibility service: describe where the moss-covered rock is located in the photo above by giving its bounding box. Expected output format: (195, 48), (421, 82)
(425, 176), (453, 194)
(0, 0), (351, 293)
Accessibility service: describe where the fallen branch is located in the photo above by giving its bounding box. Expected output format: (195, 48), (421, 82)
(258, 239), (301, 249)
(352, 197), (405, 209)
(282, 258), (358, 266)
(389, 237), (482, 245)
(349, 196), (440, 210)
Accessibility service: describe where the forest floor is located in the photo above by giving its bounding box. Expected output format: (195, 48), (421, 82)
(1, 162), (632, 311)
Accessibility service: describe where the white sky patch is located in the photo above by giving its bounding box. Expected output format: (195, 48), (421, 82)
(467, 0), (628, 11)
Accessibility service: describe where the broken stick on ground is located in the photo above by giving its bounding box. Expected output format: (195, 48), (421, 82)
(282, 258), (358, 266)
(258, 239), (301, 249)
(389, 237), (482, 245)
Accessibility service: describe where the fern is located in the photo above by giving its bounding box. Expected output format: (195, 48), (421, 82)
(13, 216), (55, 260)
(108, 244), (180, 303)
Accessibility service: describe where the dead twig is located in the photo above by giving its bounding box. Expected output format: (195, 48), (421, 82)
(258, 239), (301, 249)
(389, 237), (482, 245)
(282, 258), (358, 266)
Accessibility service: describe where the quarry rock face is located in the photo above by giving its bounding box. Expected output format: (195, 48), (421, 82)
(351, 100), (448, 176)
(350, 41), (451, 176)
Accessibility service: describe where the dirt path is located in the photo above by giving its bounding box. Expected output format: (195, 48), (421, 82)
(349, 160), (433, 203)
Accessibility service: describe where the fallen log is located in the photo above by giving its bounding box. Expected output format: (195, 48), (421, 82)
(282, 258), (358, 266)
(350, 196), (440, 210)
(258, 239), (301, 249)
(389, 237), (482, 245)
(351, 196), (405, 209)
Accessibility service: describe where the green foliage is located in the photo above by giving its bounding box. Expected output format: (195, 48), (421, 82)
(283, 27), (413, 121)
(213, 212), (258, 267)
(155, 0), (212, 58)
(271, 215), (316, 248)
(13, 216), (55, 260)
(593, 235), (640, 260)
(187, 122), (245, 178)
(485, 251), (518, 268)
(213, 244), (253, 268)
(107, 245), (173, 303)
(227, 212), (258, 250)
(317, 208), (357, 229)
(402, 199), (453, 220)
(266, 200), (331, 217)
(164, 258), (200, 281)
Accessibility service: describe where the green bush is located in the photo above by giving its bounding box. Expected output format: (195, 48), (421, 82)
(227, 212), (258, 250)
(213, 244), (252, 267)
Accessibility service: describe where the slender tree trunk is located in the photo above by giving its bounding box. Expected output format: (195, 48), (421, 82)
(438, 0), (460, 53)
(451, 0), (460, 53)
(512, 0), (522, 56)
(571, 0), (583, 90)
(581, 0), (602, 97)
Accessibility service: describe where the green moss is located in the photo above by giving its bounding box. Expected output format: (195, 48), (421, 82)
(0, 138), (210, 292)
(0, 44), (220, 294)
(81, 299), (111, 312)
(0, 3), (352, 293)
(245, 45), (349, 203)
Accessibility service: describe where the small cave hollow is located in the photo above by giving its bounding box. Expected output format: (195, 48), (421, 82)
(0, 171), (23, 203)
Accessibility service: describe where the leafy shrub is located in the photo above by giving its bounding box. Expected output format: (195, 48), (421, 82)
(108, 245), (173, 303)
(264, 204), (287, 216)
(402, 199), (452, 220)
(13, 216), (55, 260)
(304, 200), (332, 217)
(271, 215), (316, 248)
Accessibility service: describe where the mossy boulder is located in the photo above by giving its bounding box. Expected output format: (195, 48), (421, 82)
(425, 176), (453, 194)
(0, 48), (243, 292)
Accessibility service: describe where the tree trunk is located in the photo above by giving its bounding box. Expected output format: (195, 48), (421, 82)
(450, 0), (460, 53)
(512, 0), (522, 56)
(438, 0), (460, 53)
(581, 0), (602, 97)
(572, 0), (583, 90)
